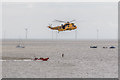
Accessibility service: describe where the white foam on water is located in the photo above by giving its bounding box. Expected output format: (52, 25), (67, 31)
(0, 59), (34, 61)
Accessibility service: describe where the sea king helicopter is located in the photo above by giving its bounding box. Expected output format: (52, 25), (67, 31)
(48, 20), (77, 32)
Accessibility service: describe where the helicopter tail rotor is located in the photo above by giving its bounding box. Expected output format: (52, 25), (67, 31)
(48, 24), (52, 27)
(48, 24), (52, 29)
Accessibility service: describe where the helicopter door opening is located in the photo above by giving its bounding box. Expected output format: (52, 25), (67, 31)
(62, 25), (65, 29)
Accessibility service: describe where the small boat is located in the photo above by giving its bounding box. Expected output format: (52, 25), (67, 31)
(34, 57), (49, 61)
(90, 46), (97, 48)
(16, 44), (25, 48)
(39, 58), (49, 61)
(109, 46), (116, 49)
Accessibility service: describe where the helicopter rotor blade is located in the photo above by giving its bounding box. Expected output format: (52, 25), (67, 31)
(69, 20), (76, 23)
(54, 20), (66, 23)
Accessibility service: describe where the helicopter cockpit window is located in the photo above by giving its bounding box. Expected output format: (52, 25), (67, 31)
(61, 24), (63, 26)
(73, 25), (76, 27)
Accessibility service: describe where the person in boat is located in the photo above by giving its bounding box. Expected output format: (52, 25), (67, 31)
(34, 57), (38, 60)
(34, 56), (38, 60)
(62, 54), (64, 57)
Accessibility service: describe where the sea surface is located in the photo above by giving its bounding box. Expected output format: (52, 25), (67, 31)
(1, 40), (118, 78)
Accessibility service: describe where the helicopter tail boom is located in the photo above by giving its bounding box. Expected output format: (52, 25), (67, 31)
(48, 26), (56, 30)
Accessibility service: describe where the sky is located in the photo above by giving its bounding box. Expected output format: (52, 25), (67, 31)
(2, 2), (118, 40)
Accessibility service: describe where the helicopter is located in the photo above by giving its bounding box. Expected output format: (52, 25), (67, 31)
(48, 20), (77, 32)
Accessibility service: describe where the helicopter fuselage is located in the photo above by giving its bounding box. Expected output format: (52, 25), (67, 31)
(48, 23), (77, 31)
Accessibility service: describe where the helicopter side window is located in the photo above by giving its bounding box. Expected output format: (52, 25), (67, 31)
(62, 25), (65, 29)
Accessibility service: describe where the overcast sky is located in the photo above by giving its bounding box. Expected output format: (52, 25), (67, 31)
(2, 2), (118, 40)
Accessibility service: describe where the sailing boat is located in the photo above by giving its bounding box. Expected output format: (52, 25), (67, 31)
(16, 39), (25, 48)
